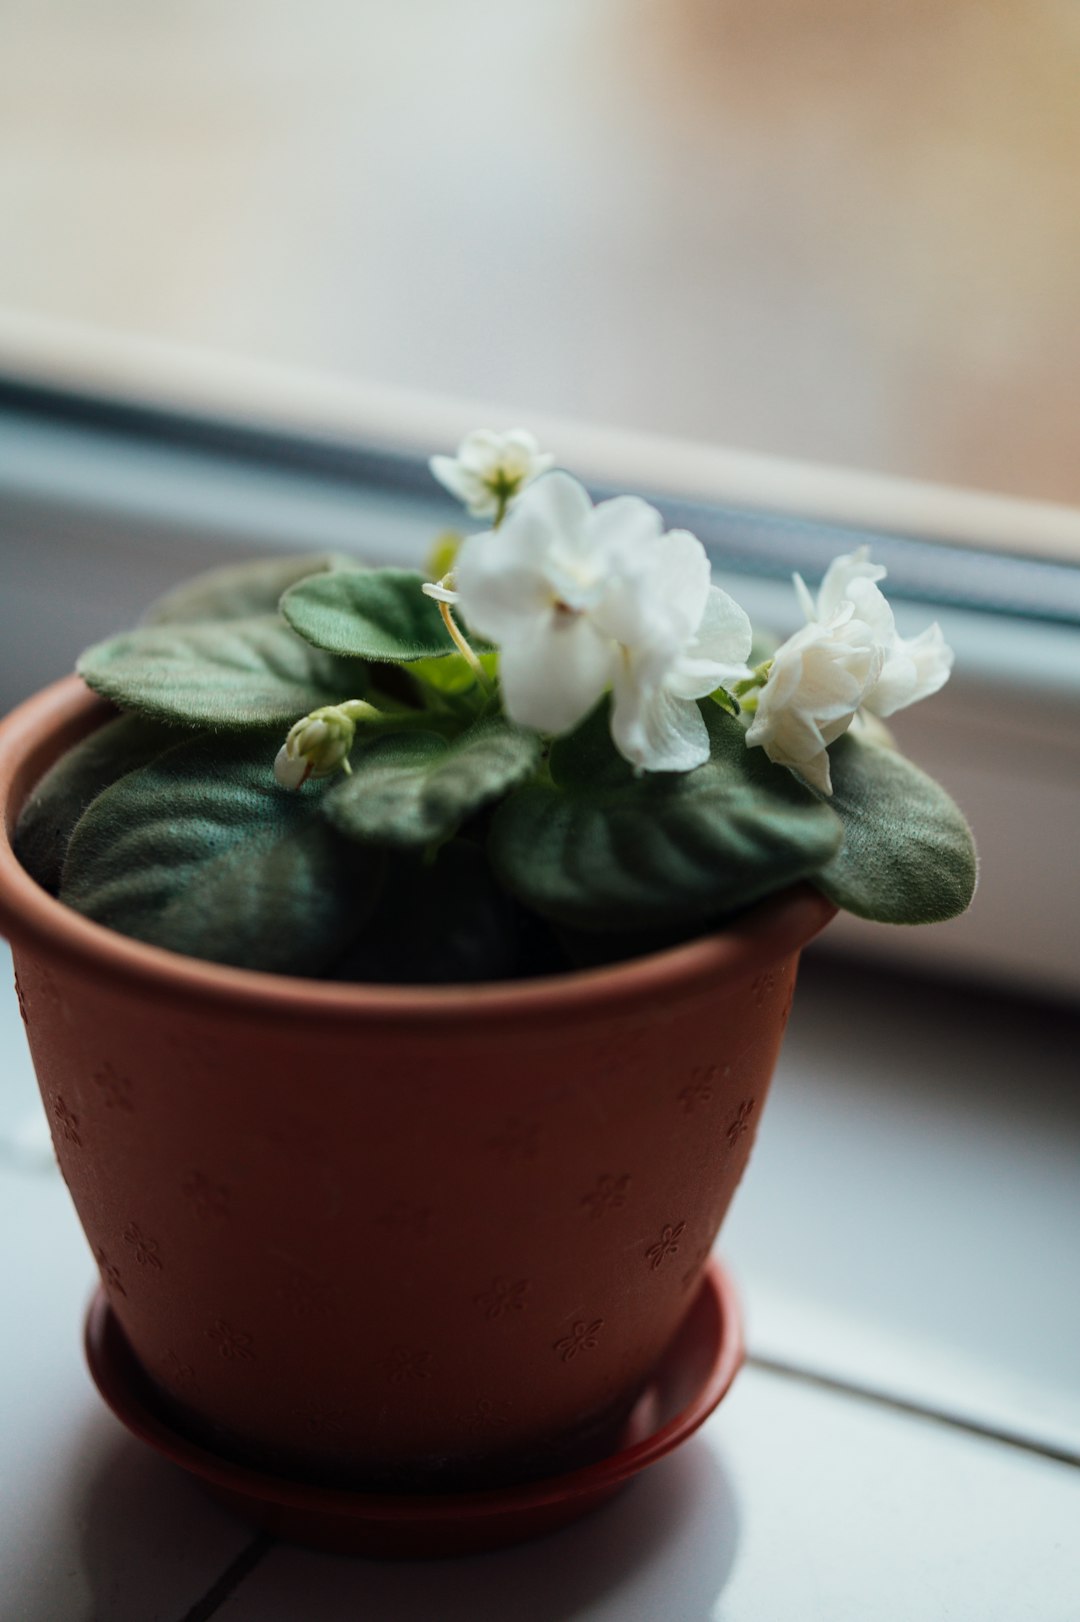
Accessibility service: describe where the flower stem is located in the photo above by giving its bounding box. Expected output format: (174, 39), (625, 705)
(438, 601), (492, 693)
(733, 660), (774, 699)
(340, 699), (387, 724)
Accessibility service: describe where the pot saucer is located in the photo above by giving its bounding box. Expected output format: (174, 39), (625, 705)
(84, 1257), (742, 1559)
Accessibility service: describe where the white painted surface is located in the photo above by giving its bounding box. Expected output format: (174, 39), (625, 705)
(0, 1148), (253, 1622)
(723, 954), (1080, 1456)
(220, 1372), (1080, 1622)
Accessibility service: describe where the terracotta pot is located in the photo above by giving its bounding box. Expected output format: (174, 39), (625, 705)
(0, 677), (834, 1493)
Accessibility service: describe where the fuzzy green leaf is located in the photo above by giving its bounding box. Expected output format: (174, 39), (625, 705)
(60, 733), (385, 975)
(281, 568), (458, 664)
(326, 716), (542, 848)
(144, 553), (355, 625)
(14, 714), (182, 895)
(813, 734), (977, 923)
(77, 615), (368, 729)
(490, 702), (843, 931)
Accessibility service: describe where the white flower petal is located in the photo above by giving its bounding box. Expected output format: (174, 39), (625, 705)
(798, 548), (951, 721)
(497, 612), (615, 735)
(650, 530), (714, 640)
(429, 454), (481, 509)
(793, 571), (818, 624)
(611, 657), (711, 772)
(457, 429), (506, 473)
(815, 547), (887, 621)
(455, 525), (554, 644)
(744, 614), (882, 795)
(666, 587), (754, 699)
(522, 471), (596, 555)
(843, 575), (897, 644)
(595, 522), (711, 650)
(865, 622), (954, 717)
(588, 494), (665, 562)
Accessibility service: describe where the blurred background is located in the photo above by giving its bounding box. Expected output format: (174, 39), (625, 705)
(3, 0), (1080, 502)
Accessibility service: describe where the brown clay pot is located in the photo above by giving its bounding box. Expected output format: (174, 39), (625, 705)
(0, 677), (834, 1492)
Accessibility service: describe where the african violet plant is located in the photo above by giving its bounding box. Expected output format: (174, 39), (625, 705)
(15, 430), (976, 983)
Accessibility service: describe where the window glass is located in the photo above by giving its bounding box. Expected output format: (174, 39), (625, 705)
(2, 0), (1080, 531)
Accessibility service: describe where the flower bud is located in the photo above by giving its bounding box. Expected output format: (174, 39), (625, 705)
(273, 704), (357, 789)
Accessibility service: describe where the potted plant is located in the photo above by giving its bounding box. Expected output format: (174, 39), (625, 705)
(0, 430), (974, 1556)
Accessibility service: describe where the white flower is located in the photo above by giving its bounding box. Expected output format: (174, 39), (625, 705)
(744, 607), (883, 795)
(454, 472), (752, 770)
(747, 546), (955, 793)
(795, 547), (953, 717)
(430, 429), (555, 520)
(601, 523), (752, 772)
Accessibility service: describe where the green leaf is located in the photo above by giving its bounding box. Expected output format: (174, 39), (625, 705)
(78, 615), (368, 729)
(813, 734), (977, 924)
(14, 714), (182, 895)
(144, 553), (355, 625)
(60, 732), (385, 975)
(326, 715), (542, 848)
(409, 649), (498, 698)
(490, 702), (843, 932)
(281, 568), (458, 664)
(328, 840), (519, 984)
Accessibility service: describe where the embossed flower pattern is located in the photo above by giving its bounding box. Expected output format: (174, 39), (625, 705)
(161, 1349), (199, 1391)
(465, 1397), (512, 1433)
(383, 1347), (433, 1384)
(554, 1319), (604, 1362)
(474, 1277), (530, 1319)
(182, 1171), (230, 1219)
(751, 970), (778, 1005)
(646, 1221), (686, 1270)
(581, 1173), (631, 1219)
(93, 1062), (135, 1112)
(277, 1267), (336, 1318)
(206, 1319), (255, 1361)
(94, 1247), (126, 1297)
(680, 1066), (722, 1113)
(52, 1095), (81, 1146)
(299, 1403), (349, 1436)
(122, 1223), (163, 1268)
(725, 1100), (755, 1149)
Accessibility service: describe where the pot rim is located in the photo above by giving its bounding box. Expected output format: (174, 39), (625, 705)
(0, 676), (836, 1029)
